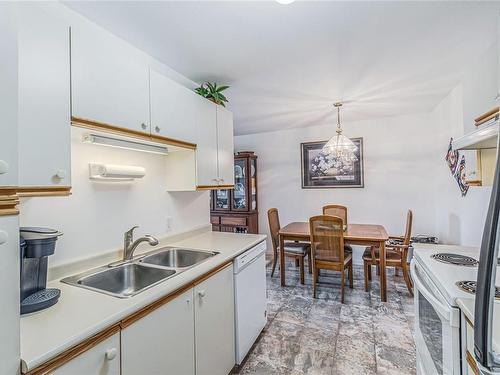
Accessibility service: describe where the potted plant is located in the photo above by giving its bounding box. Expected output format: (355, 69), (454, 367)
(195, 82), (229, 107)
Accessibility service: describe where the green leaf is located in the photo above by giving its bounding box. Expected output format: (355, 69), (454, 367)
(217, 85), (229, 92)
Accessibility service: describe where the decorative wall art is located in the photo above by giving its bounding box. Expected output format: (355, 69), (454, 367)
(301, 138), (364, 188)
(445, 138), (469, 197)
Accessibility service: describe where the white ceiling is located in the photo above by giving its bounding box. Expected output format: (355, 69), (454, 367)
(64, 1), (500, 135)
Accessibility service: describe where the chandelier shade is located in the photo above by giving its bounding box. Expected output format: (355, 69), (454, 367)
(322, 103), (358, 161)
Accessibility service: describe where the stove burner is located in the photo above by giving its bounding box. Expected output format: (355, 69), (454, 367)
(431, 253), (479, 267)
(456, 281), (500, 299)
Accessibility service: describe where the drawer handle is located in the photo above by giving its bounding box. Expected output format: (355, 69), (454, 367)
(198, 290), (206, 298)
(55, 170), (67, 180)
(141, 123), (147, 130)
(0, 160), (9, 175)
(155, 126), (161, 133)
(0, 230), (8, 245)
(105, 348), (117, 361)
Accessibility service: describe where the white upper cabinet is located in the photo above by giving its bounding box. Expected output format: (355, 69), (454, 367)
(71, 25), (150, 133)
(18, 6), (71, 188)
(216, 106), (235, 186)
(194, 265), (235, 375)
(195, 99), (219, 187)
(121, 289), (195, 375)
(149, 69), (197, 144)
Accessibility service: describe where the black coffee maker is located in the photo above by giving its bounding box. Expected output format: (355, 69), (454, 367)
(20, 227), (62, 315)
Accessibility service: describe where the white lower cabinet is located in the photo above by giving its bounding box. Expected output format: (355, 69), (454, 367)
(194, 265), (235, 375)
(121, 288), (195, 375)
(51, 333), (120, 375)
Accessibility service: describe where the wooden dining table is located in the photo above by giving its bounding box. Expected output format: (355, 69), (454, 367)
(279, 222), (390, 302)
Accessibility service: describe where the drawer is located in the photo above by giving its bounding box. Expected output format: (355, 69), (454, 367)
(221, 217), (247, 226)
(211, 216), (220, 224)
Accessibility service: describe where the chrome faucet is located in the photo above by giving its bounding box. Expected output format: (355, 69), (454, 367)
(122, 226), (159, 262)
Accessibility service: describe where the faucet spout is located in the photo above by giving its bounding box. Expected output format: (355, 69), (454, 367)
(122, 227), (159, 262)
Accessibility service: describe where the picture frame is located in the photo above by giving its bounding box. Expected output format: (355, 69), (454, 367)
(301, 138), (364, 189)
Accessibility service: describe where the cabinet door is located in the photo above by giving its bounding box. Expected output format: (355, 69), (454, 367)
(216, 106), (235, 186)
(194, 265), (235, 375)
(150, 69), (197, 144)
(71, 25), (150, 133)
(195, 99), (219, 187)
(121, 289), (195, 375)
(0, 3), (18, 188)
(51, 333), (120, 375)
(18, 6), (71, 187)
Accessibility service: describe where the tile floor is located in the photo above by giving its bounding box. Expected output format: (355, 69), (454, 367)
(236, 262), (416, 375)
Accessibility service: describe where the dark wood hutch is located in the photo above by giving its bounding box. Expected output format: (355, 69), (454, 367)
(210, 152), (258, 234)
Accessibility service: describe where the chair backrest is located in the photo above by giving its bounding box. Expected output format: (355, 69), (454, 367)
(403, 209), (413, 246)
(322, 205), (348, 226)
(309, 215), (345, 263)
(267, 208), (281, 252)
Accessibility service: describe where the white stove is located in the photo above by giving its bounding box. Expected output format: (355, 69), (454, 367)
(412, 243), (500, 375)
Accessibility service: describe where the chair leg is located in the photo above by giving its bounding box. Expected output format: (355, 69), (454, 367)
(340, 268), (345, 304)
(312, 265), (317, 299)
(348, 263), (353, 288)
(367, 263), (372, 281)
(271, 248), (278, 277)
(299, 257), (305, 285)
(307, 252), (312, 274)
(364, 261), (369, 292)
(295, 258), (299, 267)
(395, 267), (400, 276)
(402, 264), (414, 296)
(376, 265), (380, 276)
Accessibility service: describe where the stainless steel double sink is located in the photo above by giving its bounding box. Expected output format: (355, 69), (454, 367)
(61, 248), (218, 298)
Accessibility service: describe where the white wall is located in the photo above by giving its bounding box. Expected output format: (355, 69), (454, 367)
(235, 112), (439, 264)
(19, 129), (210, 267)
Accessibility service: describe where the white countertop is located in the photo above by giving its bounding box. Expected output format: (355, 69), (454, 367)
(20, 230), (267, 372)
(457, 297), (500, 352)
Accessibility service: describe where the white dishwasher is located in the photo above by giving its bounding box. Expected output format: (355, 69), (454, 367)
(233, 240), (267, 365)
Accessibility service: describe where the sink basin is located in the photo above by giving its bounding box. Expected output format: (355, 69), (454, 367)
(61, 263), (176, 298)
(140, 248), (216, 268)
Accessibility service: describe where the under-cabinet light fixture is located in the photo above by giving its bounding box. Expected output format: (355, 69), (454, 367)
(82, 134), (169, 155)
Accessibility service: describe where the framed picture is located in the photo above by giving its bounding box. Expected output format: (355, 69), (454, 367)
(301, 138), (364, 188)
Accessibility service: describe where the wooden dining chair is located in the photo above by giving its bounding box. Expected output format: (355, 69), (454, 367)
(322, 204), (353, 253)
(267, 208), (310, 284)
(362, 209), (413, 295)
(309, 215), (353, 303)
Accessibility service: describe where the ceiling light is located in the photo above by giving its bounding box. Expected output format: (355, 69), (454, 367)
(82, 134), (169, 155)
(322, 103), (358, 161)
(276, 0), (295, 4)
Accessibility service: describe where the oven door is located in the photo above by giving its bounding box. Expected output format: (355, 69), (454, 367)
(411, 260), (461, 375)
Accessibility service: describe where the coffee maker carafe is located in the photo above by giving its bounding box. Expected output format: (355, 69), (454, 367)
(20, 227), (62, 315)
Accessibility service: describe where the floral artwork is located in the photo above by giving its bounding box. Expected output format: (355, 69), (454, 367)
(455, 155), (470, 197)
(445, 138), (470, 197)
(301, 138), (364, 188)
(445, 138), (459, 174)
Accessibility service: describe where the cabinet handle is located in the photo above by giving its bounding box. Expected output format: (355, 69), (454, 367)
(0, 160), (9, 175)
(55, 170), (67, 180)
(198, 290), (206, 298)
(141, 123), (147, 130)
(186, 298), (191, 304)
(0, 230), (8, 245)
(105, 348), (117, 361)
(155, 126), (160, 133)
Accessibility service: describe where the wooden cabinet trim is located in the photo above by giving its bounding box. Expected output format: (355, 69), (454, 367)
(24, 260), (233, 374)
(24, 323), (121, 375)
(71, 116), (197, 150)
(0, 187), (19, 216)
(18, 186), (72, 197)
(197, 184), (235, 190)
(120, 283), (193, 329)
(466, 351), (480, 375)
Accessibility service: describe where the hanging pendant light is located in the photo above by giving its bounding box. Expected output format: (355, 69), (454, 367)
(322, 102), (358, 161)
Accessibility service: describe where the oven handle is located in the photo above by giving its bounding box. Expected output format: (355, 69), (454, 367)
(410, 261), (451, 321)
